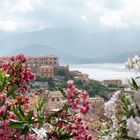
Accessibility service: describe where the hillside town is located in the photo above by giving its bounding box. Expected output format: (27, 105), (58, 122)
(0, 55), (124, 93)
(1, 0), (140, 139)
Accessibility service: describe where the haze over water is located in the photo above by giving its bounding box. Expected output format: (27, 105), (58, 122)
(70, 63), (138, 82)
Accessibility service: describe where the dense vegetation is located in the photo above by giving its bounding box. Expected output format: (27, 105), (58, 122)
(74, 80), (108, 100)
(34, 76), (110, 100)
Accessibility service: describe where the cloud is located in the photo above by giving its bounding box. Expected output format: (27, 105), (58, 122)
(80, 15), (89, 23)
(0, 0), (47, 32)
(100, 13), (127, 28)
(0, 0), (140, 32)
(88, 0), (140, 29)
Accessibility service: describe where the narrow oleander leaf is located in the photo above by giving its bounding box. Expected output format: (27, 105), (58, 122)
(132, 78), (139, 91)
(1, 77), (6, 91)
(9, 123), (23, 129)
(58, 133), (74, 139)
(0, 72), (4, 81)
(0, 71), (6, 91)
(18, 105), (24, 117)
(30, 119), (43, 124)
(12, 109), (26, 122)
(7, 86), (17, 97)
(21, 125), (29, 135)
(73, 93), (80, 99)
(27, 110), (34, 122)
(39, 99), (45, 110)
(59, 88), (67, 98)
(54, 104), (68, 116)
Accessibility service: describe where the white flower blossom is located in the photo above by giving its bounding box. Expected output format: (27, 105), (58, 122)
(105, 137), (113, 140)
(104, 56), (140, 140)
(112, 119), (120, 130)
(127, 117), (140, 139)
(111, 132), (118, 139)
(126, 55), (140, 73)
(104, 100), (116, 118)
(112, 91), (121, 101)
(126, 58), (133, 70)
(37, 128), (47, 139)
(134, 93), (140, 109)
(5, 74), (10, 77)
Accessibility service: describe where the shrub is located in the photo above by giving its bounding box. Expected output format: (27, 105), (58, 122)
(103, 55), (140, 140)
(0, 54), (92, 140)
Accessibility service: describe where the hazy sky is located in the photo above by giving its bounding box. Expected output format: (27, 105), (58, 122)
(0, 0), (140, 32)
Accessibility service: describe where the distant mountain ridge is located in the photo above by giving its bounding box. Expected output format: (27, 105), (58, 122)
(9, 44), (95, 64)
(0, 28), (140, 64)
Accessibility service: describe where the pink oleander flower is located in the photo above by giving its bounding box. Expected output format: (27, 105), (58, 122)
(0, 105), (7, 117)
(87, 135), (93, 140)
(80, 106), (90, 115)
(9, 112), (16, 119)
(67, 80), (74, 88)
(15, 54), (27, 63)
(0, 127), (13, 139)
(0, 93), (7, 102)
(1, 120), (10, 127)
(5, 100), (10, 106)
(66, 81), (91, 115)
(1, 54), (35, 93)
(71, 116), (92, 140)
(2, 62), (12, 71)
(61, 81), (92, 139)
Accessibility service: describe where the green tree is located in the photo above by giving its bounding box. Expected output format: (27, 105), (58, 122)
(48, 77), (55, 90)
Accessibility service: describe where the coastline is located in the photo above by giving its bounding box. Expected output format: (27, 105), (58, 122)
(69, 63), (138, 82)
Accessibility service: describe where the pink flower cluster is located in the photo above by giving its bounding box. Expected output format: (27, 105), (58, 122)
(66, 80), (91, 114)
(61, 81), (92, 140)
(2, 54), (35, 92)
(0, 126), (13, 140)
(0, 92), (7, 102)
(10, 54), (27, 63)
(66, 116), (92, 140)
(0, 54), (36, 139)
(46, 81), (92, 140)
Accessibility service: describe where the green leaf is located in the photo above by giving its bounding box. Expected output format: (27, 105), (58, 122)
(37, 99), (45, 111)
(0, 71), (4, 81)
(12, 109), (26, 122)
(58, 133), (73, 139)
(18, 105), (24, 117)
(0, 74), (6, 91)
(101, 130), (110, 136)
(132, 78), (139, 91)
(53, 104), (68, 117)
(27, 110), (34, 122)
(40, 99), (45, 109)
(30, 119), (43, 124)
(121, 96), (129, 111)
(59, 88), (67, 98)
(2, 77), (7, 90)
(73, 93), (80, 99)
(7, 86), (17, 97)
(21, 125), (29, 135)
(9, 123), (23, 129)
